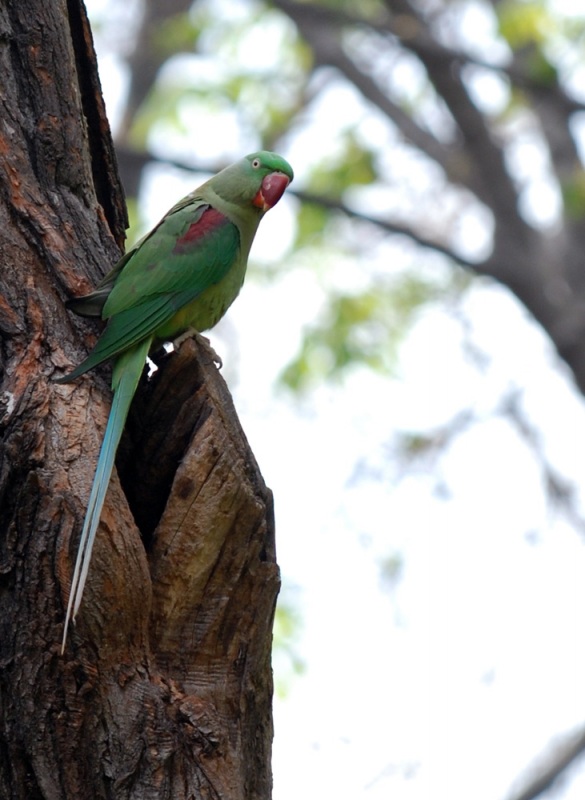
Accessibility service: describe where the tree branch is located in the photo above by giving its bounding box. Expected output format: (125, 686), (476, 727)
(275, 0), (533, 242)
(273, 0), (585, 113)
(115, 0), (193, 196)
(505, 725), (585, 800)
(273, 0), (474, 193)
(293, 189), (481, 269)
(385, 0), (531, 238)
(322, 47), (479, 192)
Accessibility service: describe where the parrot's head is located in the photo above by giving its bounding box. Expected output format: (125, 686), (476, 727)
(211, 151), (294, 214)
(247, 152), (294, 212)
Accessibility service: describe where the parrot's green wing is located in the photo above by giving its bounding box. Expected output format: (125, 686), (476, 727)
(59, 202), (240, 381)
(66, 247), (139, 317)
(67, 201), (210, 318)
(101, 201), (213, 315)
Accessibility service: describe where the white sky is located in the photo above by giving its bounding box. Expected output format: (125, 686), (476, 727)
(86, 0), (585, 797)
(233, 275), (585, 800)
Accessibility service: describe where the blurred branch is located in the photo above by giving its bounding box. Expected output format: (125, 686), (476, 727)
(122, 0), (192, 127)
(114, 145), (481, 269)
(500, 391), (585, 536)
(388, 376), (585, 537)
(318, 46), (479, 193)
(116, 0), (193, 196)
(292, 189), (480, 269)
(275, 0), (585, 245)
(273, 0), (479, 194)
(274, 0), (549, 271)
(386, 0), (529, 236)
(273, 0), (585, 112)
(505, 725), (585, 800)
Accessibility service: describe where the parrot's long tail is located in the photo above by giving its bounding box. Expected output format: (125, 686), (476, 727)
(61, 336), (153, 653)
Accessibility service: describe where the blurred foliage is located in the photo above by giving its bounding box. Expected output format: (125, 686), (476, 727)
(497, 0), (559, 85)
(280, 275), (444, 391)
(280, 252), (471, 390)
(497, 0), (585, 87)
(124, 197), (141, 248)
(562, 170), (585, 219)
(128, 2), (312, 153)
(379, 551), (404, 594)
(304, 133), (377, 201)
(272, 596), (306, 697)
(311, 0), (383, 17)
(497, 0), (585, 49)
(294, 201), (330, 250)
(497, 0), (551, 47)
(151, 12), (202, 55)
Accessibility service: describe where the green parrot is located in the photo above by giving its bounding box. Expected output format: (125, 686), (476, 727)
(58, 151), (293, 652)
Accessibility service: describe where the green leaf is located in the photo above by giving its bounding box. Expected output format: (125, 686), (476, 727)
(152, 12), (202, 55)
(272, 597), (305, 698)
(497, 0), (550, 47)
(294, 202), (330, 249)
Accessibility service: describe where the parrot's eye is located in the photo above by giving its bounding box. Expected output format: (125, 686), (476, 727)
(252, 158), (261, 169)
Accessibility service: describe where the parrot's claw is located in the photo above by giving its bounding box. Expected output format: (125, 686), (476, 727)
(172, 328), (223, 368)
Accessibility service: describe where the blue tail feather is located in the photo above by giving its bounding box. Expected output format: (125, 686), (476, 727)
(61, 336), (152, 652)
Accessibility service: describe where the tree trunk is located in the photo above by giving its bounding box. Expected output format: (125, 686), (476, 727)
(0, 2), (279, 798)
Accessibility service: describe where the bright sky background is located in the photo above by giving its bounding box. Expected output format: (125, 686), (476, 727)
(87, 0), (585, 797)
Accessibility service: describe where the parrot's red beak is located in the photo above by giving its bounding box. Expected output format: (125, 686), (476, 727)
(252, 172), (290, 212)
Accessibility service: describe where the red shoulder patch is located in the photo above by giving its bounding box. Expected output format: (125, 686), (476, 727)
(176, 207), (230, 248)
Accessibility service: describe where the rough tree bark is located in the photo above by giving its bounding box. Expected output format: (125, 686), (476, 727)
(0, 2), (279, 798)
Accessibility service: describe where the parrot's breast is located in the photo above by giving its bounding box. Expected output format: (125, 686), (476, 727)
(154, 252), (248, 341)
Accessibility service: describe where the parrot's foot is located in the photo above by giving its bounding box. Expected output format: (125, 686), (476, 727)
(173, 328), (223, 368)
